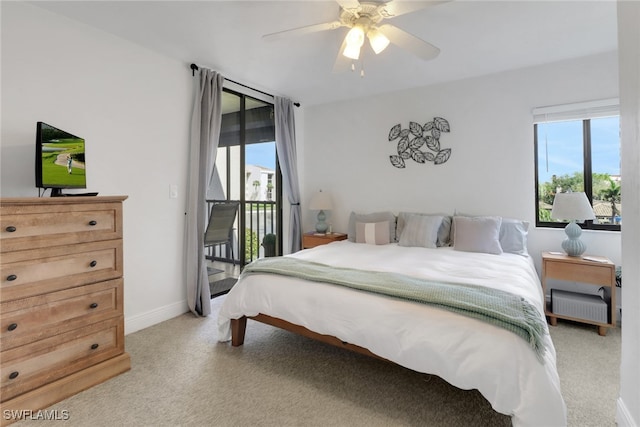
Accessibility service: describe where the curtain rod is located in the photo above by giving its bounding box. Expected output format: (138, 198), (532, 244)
(190, 63), (300, 107)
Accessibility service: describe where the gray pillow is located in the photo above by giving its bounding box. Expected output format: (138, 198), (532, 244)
(398, 214), (442, 249)
(499, 218), (530, 255)
(397, 212), (452, 247)
(453, 216), (503, 255)
(348, 211), (396, 242)
(356, 221), (391, 245)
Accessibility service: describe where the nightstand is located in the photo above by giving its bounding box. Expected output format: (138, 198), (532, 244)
(302, 232), (347, 249)
(541, 252), (616, 336)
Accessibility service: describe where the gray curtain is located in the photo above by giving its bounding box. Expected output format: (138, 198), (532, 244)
(274, 97), (302, 253)
(185, 68), (224, 316)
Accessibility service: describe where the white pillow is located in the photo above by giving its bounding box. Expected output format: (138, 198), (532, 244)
(355, 221), (391, 245)
(398, 214), (442, 249)
(453, 216), (503, 255)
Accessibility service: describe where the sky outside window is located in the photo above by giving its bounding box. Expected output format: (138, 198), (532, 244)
(246, 141), (276, 170)
(537, 120), (584, 188)
(591, 116), (620, 177)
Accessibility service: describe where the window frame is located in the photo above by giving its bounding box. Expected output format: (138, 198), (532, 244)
(534, 113), (621, 232)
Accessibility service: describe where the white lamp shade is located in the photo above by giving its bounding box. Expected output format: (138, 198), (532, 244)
(343, 25), (365, 59)
(345, 26), (365, 48)
(342, 43), (361, 60)
(550, 192), (596, 221)
(368, 28), (390, 54)
(309, 190), (332, 211)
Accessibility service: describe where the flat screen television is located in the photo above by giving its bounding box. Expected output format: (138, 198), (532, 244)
(35, 122), (88, 197)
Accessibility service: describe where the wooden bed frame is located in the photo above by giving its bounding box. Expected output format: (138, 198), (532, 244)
(231, 314), (387, 362)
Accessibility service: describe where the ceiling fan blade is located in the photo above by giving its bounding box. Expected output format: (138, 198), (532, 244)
(335, 0), (361, 11)
(262, 20), (343, 41)
(377, 24), (440, 61)
(380, 0), (450, 18)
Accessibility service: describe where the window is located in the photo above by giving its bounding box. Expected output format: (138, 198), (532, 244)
(534, 99), (621, 231)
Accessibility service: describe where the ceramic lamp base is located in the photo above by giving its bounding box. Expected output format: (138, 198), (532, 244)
(315, 210), (328, 234)
(562, 220), (587, 257)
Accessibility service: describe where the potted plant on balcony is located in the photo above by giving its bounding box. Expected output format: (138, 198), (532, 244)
(262, 233), (277, 257)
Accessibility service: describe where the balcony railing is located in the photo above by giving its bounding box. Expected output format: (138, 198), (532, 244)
(205, 199), (278, 265)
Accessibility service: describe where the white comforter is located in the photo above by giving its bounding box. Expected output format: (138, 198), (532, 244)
(218, 241), (567, 426)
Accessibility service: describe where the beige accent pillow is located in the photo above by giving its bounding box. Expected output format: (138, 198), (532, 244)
(348, 211), (397, 242)
(356, 221), (391, 245)
(453, 216), (503, 255)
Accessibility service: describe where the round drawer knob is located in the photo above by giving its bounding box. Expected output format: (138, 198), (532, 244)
(89, 260), (98, 268)
(89, 303), (99, 309)
(9, 371), (19, 380)
(8, 323), (18, 332)
(5, 226), (17, 232)
(90, 343), (99, 350)
(6, 274), (17, 282)
(88, 220), (97, 226)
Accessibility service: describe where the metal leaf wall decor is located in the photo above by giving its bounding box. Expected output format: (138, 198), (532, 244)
(388, 117), (451, 168)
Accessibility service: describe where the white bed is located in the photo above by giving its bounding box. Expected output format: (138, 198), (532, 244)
(218, 240), (567, 426)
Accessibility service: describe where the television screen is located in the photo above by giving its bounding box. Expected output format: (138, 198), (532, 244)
(35, 122), (86, 192)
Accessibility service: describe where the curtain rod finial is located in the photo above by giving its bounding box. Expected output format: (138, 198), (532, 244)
(190, 63), (199, 76)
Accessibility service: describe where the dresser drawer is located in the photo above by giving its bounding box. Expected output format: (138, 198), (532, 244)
(1, 318), (123, 401)
(0, 200), (123, 253)
(0, 240), (123, 301)
(1, 279), (123, 350)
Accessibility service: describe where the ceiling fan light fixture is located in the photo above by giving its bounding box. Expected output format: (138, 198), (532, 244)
(367, 28), (390, 54)
(345, 25), (365, 47)
(343, 25), (365, 60)
(343, 43), (361, 60)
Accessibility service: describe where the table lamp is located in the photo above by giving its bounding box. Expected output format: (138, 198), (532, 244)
(309, 190), (332, 234)
(550, 191), (596, 257)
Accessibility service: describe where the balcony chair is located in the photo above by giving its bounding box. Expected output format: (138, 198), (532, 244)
(204, 201), (239, 263)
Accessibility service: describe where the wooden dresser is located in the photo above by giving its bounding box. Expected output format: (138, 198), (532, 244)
(0, 196), (130, 424)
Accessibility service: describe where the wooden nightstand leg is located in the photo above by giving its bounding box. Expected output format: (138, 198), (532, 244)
(549, 316), (558, 326)
(597, 326), (608, 336)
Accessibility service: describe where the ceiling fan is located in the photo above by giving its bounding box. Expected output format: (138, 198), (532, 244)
(262, 0), (447, 72)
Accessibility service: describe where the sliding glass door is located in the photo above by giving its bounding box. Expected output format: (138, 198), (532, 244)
(207, 88), (282, 265)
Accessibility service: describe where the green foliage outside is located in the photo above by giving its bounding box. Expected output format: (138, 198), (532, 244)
(245, 228), (259, 262)
(598, 178), (621, 223)
(538, 172), (621, 223)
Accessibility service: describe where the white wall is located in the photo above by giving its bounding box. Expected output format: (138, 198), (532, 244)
(304, 51), (621, 270)
(1, 1), (636, 423)
(617, 1), (640, 425)
(1, 2), (192, 332)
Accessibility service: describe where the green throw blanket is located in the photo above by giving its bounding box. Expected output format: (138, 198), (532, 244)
(241, 257), (547, 362)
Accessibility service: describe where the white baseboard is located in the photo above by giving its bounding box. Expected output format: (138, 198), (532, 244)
(124, 300), (189, 335)
(617, 397), (638, 427)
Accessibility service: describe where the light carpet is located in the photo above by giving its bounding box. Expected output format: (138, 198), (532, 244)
(13, 296), (620, 426)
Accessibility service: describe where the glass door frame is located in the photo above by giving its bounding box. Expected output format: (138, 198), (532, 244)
(217, 87), (283, 266)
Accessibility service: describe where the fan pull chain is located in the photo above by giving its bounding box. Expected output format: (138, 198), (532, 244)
(349, 60), (365, 77)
